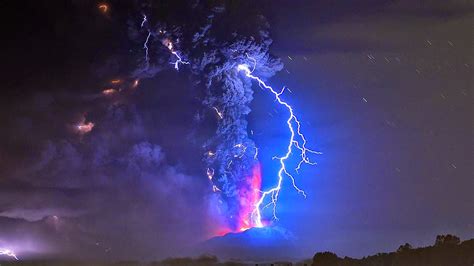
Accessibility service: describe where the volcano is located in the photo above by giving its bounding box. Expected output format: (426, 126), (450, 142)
(197, 226), (302, 261)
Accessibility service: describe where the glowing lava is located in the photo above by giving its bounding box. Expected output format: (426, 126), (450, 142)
(213, 163), (263, 236)
(237, 163), (264, 231)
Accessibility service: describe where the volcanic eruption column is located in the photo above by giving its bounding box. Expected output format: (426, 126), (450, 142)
(134, 5), (319, 232)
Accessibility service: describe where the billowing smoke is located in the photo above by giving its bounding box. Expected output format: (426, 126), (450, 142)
(0, 1), (284, 260)
(0, 99), (212, 259)
(128, 1), (282, 230)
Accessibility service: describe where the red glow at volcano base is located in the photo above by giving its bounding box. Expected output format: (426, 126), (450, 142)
(237, 163), (263, 231)
(213, 163), (268, 237)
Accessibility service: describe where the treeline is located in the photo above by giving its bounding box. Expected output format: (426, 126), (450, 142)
(1, 235), (473, 266)
(313, 234), (474, 266)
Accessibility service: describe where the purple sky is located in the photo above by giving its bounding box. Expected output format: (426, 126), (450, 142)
(0, 0), (472, 261)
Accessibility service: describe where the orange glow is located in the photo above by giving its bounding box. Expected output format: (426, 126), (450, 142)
(110, 79), (122, 84)
(102, 88), (116, 95)
(98, 3), (108, 13)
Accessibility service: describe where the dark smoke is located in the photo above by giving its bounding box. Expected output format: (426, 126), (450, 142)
(129, 1), (282, 229)
(0, 99), (211, 259)
(0, 1), (283, 260)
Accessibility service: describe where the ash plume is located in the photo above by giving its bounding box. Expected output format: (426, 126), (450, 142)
(128, 1), (282, 230)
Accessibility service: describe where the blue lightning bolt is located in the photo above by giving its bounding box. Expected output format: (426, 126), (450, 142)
(170, 50), (189, 70)
(140, 14), (147, 28)
(140, 14), (188, 71)
(141, 14), (151, 67)
(165, 41), (189, 70)
(237, 59), (320, 227)
(136, 8), (315, 227)
(143, 31), (151, 66)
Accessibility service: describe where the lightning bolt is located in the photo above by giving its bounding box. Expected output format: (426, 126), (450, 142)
(140, 14), (147, 28)
(237, 58), (320, 227)
(140, 14), (152, 67)
(170, 51), (189, 70)
(165, 41), (189, 70)
(135, 10), (315, 229)
(140, 14), (188, 71)
(143, 31), (151, 66)
(0, 248), (19, 260)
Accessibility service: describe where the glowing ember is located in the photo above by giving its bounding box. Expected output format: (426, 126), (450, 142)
(206, 168), (215, 180)
(98, 3), (108, 13)
(132, 79), (140, 88)
(75, 121), (94, 135)
(110, 79), (122, 84)
(102, 88), (117, 96)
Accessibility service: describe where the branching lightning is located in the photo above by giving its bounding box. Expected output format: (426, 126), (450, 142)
(140, 15), (188, 71)
(165, 42), (189, 70)
(135, 11), (316, 230)
(237, 57), (320, 227)
(171, 51), (189, 70)
(0, 248), (19, 260)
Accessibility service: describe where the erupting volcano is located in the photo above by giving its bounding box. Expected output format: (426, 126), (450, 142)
(237, 163), (264, 232)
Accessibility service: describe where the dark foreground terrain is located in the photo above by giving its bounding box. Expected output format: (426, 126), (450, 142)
(1, 235), (472, 266)
(312, 235), (473, 266)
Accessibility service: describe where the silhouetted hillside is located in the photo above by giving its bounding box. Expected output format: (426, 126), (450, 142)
(1, 235), (472, 266)
(313, 235), (474, 266)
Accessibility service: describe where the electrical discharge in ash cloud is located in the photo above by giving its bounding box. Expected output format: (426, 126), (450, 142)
(128, 1), (318, 233)
(0, 248), (19, 260)
(237, 60), (321, 227)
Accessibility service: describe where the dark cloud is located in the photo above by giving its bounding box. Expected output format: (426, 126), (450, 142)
(0, 0), (471, 262)
(126, 1), (284, 230)
(0, 33), (214, 259)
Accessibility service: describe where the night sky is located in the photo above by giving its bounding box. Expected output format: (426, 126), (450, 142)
(0, 0), (472, 262)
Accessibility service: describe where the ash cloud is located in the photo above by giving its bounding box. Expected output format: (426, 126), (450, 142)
(0, 0), (282, 260)
(129, 1), (282, 229)
(0, 97), (212, 259)
(0, 48), (211, 261)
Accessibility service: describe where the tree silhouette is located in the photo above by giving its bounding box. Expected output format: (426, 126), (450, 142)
(311, 235), (473, 266)
(397, 242), (413, 252)
(435, 234), (461, 246)
(312, 252), (340, 266)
